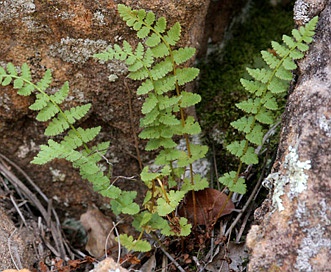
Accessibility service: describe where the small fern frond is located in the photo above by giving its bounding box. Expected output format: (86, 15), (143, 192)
(36, 69), (52, 91)
(175, 67), (199, 86)
(219, 16), (318, 195)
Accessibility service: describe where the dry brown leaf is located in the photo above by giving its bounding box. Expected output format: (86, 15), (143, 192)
(92, 257), (129, 272)
(178, 188), (234, 225)
(80, 206), (117, 258)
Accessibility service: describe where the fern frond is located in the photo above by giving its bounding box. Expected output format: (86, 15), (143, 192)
(173, 47), (196, 65)
(49, 82), (70, 104)
(36, 69), (52, 91)
(176, 67), (199, 86)
(163, 22), (181, 46)
(180, 91), (201, 108)
(36, 102), (59, 122)
(150, 57), (173, 80)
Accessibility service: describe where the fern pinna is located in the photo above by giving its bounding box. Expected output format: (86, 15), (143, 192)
(219, 16), (318, 194)
(0, 64), (113, 196)
(95, 4), (208, 250)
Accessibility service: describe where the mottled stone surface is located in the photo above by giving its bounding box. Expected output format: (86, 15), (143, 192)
(0, 0), (210, 219)
(247, 0), (331, 271)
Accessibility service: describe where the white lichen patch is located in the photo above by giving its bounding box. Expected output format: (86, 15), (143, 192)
(49, 167), (66, 182)
(271, 145), (311, 211)
(293, 0), (310, 24)
(49, 37), (108, 64)
(318, 114), (331, 137)
(93, 11), (106, 26)
(295, 224), (331, 272)
(17, 140), (38, 158)
(0, 0), (35, 22)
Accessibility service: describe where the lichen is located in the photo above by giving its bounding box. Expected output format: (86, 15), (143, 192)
(318, 114), (331, 137)
(295, 223), (331, 271)
(49, 37), (108, 64)
(271, 145), (311, 211)
(293, 0), (310, 24)
(49, 167), (66, 182)
(0, 0), (35, 23)
(17, 140), (38, 158)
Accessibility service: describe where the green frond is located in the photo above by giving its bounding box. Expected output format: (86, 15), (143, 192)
(63, 104), (92, 124)
(137, 26), (150, 39)
(240, 146), (258, 165)
(218, 171), (246, 194)
(150, 43), (169, 58)
(110, 191), (139, 215)
(6, 62), (17, 76)
(261, 50), (279, 69)
(128, 68), (149, 80)
(245, 124), (264, 146)
(156, 190), (186, 216)
(36, 102), (59, 122)
(49, 82), (69, 104)
(145, 138), (177, 150)
(140, 107), (159, 126)
(36, 69), (52, 91)
(236, 98), (261, 114)
(13, 78), (24, 89)
(282, 57), (297, 70)
(17, 84), (35, 96)
(118, 234), (151, 252)
(31, 139), (62, 164)
(182, 116), (202, 135)
(142, 93), (158, 114)
(44, 114), (70, 136)
(150, 57), (173, 80)
(247, 68), (273, 84)
(227, 140), (246, 158)
(240, 78), (265, 96)
(255, 107), (274, 125)
(275, 65), (293, 81)
(176, 67), (199, 86)
(142, 48), (154, 68)
(271, 41), (288, 58)
(282, 35), (296, 48)
(263, 96), (278, 110)
(154, 75), (176, 94)
(289, 49), (304, 59)
(267, 76), (289, 93)
(144, 11), (156, 26)
(164, 22), (181, 46)
(135, 42), (145, 59)
(180, 91), (201, 108)
(29, 93), (49, 111)
(154, 17), (167, 33)
(137, 79), (154, 95)
(20, 62), (32, 81)
(76, 127), (101, 143)
(159, 113), (180, 126)
(1, 75), (12, 86)
(173, 47), (196, 65)
(145, 33), (161, 47)
(158, 95), (181, 110)
(231, 116), (255, 134)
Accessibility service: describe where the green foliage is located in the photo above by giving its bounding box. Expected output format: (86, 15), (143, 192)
(95, 4), (209, 252)
(219, 16), (318, 194)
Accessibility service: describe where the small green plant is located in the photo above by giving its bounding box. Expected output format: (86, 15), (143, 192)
(218, 16), (318, 194)
(0, 2), (318, 254)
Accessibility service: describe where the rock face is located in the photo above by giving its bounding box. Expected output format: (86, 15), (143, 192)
(0, 0), (210, 218)
(246, 0), (331, 271)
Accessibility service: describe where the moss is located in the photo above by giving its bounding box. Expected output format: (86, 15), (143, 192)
(197, 0), (295, 175)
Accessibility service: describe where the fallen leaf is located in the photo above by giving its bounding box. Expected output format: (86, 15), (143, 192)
(178, 188), (234, 225)
(80, 206), (117, 258)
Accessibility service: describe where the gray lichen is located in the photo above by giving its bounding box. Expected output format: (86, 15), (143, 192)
(0, 0), (35, 22)
(295, 223), (331, 271)
(268, 145), (311, 211)
(49, 37), (109, 64)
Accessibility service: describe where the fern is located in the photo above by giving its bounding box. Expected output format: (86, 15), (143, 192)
(94, 4), (208, 251)
(219, 16), (318, 194)
(0, 63), (118, 198)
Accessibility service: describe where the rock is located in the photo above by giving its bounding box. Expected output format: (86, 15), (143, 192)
(0, 0), (210, 219)
(246, 1), (331, 271)
(0, 207), (35, 270)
